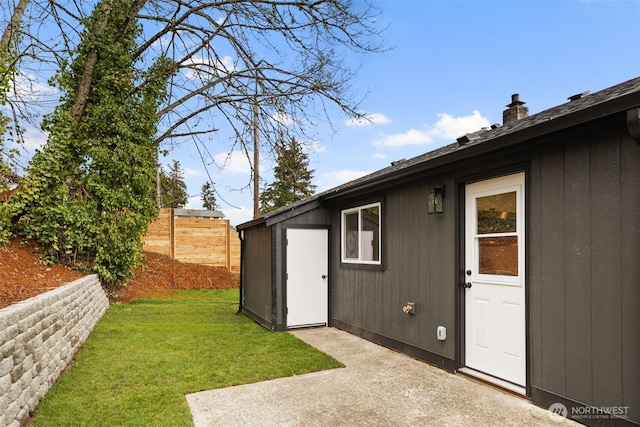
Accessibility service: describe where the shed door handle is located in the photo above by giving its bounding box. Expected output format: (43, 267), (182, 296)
(321, 275), (327, 279)
(463, 282), (472, 289)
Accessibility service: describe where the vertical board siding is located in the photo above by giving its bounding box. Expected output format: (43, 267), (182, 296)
(273, 224), (284, 328)
(563, 133), (593, 403)
(590, 127), (623, 407)
(528, 151), (544, 388)
(538, 143), (567, 395)
(620, 132), (640, 423)
(243, 226), (273, 325)
(329, 177), (455, 360)
(531, 120), (640, 422)
(440, 182), (457, 356)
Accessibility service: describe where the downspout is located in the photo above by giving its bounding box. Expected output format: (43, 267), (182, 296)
(236, 228), (245, 314)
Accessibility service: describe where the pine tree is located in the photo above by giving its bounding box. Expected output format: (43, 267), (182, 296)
(160, 160), (188, 208)
(260, 138), (316, 213)
(201, 181), (218, 210)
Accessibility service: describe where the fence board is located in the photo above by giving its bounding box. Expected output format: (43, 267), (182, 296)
(142, 209), (240, 271)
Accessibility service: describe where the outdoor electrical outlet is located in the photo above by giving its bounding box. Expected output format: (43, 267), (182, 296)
(437, 326), (447, 341)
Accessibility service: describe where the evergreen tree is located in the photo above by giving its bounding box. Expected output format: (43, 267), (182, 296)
(260, 138), (316, 213)
(201, 181), (218, 210)
(160, 160), (188, 208)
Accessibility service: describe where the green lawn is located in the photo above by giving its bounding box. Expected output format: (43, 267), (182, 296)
(33, 289), (342, 427)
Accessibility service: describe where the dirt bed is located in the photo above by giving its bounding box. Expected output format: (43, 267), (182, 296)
(0, 238), (239, 309)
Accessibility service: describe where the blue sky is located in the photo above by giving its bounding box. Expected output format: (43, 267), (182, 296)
(9, 1), (640, 226)
(170, 0), (639, 226)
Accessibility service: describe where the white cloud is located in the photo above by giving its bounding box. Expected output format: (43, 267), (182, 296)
(270, 111), (293, 127)
(306, 140), (326, 154)
(214, 150), (251, 174)
(185, 195), (204, 210)
(20, 127), (48, 151)
(223, 206), (254, 226)
(183, 167), (204, 178)
(432, 110), (490, 140)
(183, 55), (236, 80)
(372, 110), (490, 148)
(8, 73), (57, 102)
(316, 169), (372, 191)
(371, 152), (386, 160)
(345, 112), (390, 127)
(373, 128), (432, 147)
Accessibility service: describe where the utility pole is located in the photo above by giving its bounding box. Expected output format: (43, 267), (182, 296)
(156, 165), (161, 209)
(253, 95), (260, 218)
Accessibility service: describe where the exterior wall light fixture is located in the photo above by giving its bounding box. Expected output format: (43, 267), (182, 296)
(427, 186), (445, 214)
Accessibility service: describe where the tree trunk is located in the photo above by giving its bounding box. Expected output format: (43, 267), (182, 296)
(0, 0), (30, 49)
(69, 0), (147, 124)
(69, 0), (114, 123)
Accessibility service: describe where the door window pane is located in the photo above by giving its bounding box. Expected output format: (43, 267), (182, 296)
(479, 236), (518, 276)
(477, 192), (517, 234)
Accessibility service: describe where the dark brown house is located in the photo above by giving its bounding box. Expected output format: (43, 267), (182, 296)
(237, 76), (640, 426)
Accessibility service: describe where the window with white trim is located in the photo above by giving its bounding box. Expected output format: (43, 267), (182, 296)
(341, 202), (381, 264)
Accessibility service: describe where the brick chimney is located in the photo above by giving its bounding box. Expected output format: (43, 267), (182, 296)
(503, 93), (529, 124)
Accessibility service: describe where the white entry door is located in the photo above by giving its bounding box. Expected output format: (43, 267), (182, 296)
(286, 228), (328, 328)
(463, 173), (526, 393)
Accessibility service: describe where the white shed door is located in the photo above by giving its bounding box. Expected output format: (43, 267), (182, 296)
(286, 228), (328, 328)
(463, 172), (526, 394)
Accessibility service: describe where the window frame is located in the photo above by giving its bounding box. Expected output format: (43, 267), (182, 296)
(340, 201), (382, 266)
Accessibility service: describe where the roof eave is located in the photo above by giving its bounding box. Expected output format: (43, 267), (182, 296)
(321, 89), (640, 200)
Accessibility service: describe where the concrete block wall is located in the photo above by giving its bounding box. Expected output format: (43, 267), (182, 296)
(0, 275), (108, 427)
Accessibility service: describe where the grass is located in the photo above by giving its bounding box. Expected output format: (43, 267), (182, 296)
(32, 289), (342, 427)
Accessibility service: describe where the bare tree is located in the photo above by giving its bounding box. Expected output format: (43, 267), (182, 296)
(2, 0), (385, 175)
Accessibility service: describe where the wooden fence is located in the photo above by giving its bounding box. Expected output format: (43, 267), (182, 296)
(143, 208), (240, 272)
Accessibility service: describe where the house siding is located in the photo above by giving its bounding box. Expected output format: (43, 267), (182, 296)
(324, 114), (639, 423)
(327, 176), (457, 366)
(238, 79), (640, 425)
(242, 225), (273, 328)
(529, 117), (640, 423)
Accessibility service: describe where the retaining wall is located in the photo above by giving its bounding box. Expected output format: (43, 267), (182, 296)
(0, 275), (108, 427)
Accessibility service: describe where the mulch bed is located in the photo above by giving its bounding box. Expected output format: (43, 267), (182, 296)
(0, 238), (239, 309)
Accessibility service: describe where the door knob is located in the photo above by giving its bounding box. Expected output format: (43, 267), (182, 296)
(321, 275), (327, 279)
(463, 282), (472, 289)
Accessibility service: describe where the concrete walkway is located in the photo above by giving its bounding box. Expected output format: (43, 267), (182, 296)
(186, 327), (579, 426)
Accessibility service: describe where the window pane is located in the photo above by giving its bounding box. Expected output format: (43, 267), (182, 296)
(361, 206), (380, 261)
(477, 192), (517, 234)
(478, 236), (518, 276)
(344, 212), (359, 259)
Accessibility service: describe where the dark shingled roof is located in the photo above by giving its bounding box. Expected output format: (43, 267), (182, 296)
(238, 76), (640, 229)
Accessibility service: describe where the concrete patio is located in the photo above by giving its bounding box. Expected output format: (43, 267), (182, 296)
(186, 327), (579, 426)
